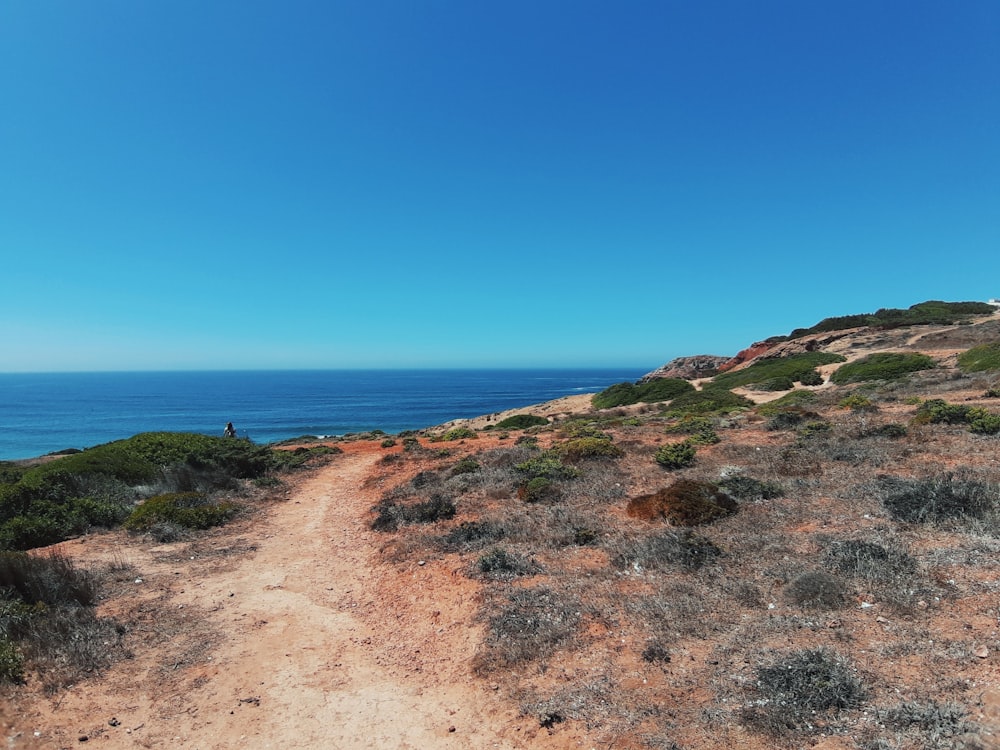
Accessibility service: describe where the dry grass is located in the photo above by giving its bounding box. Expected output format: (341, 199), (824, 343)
(368, 339), (1000, 748)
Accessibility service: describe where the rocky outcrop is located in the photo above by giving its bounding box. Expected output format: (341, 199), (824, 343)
(640, 355), (730, 382)
(716, 341), (777, 373)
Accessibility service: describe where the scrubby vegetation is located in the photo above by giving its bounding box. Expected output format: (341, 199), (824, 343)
(711, 352), (845, 390)
(493, 414), (549, 430)
(958, 342), (1000, 373)
(0, 432), (334, 551)
(0, 550), (128, 690)
(830, 352), (936, 384)
(11, 299), (1000, 748)
(786, 300), (995, 339)
(592, 377), (695, 409)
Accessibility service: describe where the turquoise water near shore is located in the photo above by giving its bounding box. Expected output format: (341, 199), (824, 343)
(0, 369), (647, 461)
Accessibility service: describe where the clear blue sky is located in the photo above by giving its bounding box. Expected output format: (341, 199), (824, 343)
(2, 1), (998, 372)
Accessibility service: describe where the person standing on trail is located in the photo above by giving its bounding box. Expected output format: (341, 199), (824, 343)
(224, 422), (236, 438)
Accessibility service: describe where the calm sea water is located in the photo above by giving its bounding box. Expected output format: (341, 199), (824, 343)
(0, 369), (647, 461)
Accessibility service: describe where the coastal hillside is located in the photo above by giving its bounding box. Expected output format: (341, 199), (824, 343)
(3, 300), (1000, 749)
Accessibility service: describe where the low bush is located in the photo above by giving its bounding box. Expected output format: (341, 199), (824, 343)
(612, 529), (722, 572)
(0, 635), (23, 684)
(434, 427), (477, 442)
(449, 457), (480, 476)
(798, 420), (832, 438)
(957, 342), (1000, 373)
(862, 422), (908, 439)
(718, 475), (784, 501)
(765, 409), (810, 431)
(654, 441), (698, 470)
(592, 378), (694, 409)
(627, 479), (738, 526)
(665, 387), (754, 416)
(876, 473), (998, 523)
(784, 570), (847, 610)
(754, 376), (795, 392)
(824, 539), (916, 583)
(711, 353), (845, 390)
(514, 455), (580, 481)
(494, 414), (549, 430)
(913, 398), (973, 425)
(437, 520), (506, 552)
(839, 393), (877, 411)
(380, 438), (397, 448)
(518, 477), (559, 504)
(747, 648), (866, 730)
(475, 587), (580, 671)
(551, 437), (623, 461)
(371, 494), (457, 532)
(0, 550), (97, 607)
(830, 352), (936, 384)
(968, 408), (1000, 434)
(755, 389), (818, 416)
(788, 300), (994, 339)
(124, 492), (239, 532)
(475, 547), (540, 580)
(798, 369), (825, 386)
(880, 700), (973, 740)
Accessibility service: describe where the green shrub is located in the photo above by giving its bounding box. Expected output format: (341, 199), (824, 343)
(830, 352), (936, 384)
(518, 477), (559, 503)
(435, 427), (477, 442)
(863, 422), (908, 439)
(494, 414), (549, 430)
(666, 387), (754, 416)
(654, 441), (698, 470)
(551, 437), (623, 461)
(958, 342), (1000, 373)
(380, 438), (397, 448)
(591, 382), (639, 409)
(798, 420), (832, 438)
(664, 416), (721, 446)
(402, 436), (422, 451)
(0, 636), (24, 684)
(755, 389), (818, 416)
(637, 377), (697, 403)
(592, 378), (694, 409)
(985, 385), (1000, 398)
(913, 398), (972, 425)
(968, 408), (1000, 435)
(754, 376), (795, 392)
(449, 457), (480, 476)
(839, 393), (877, 411)
(514, 455), (580, 480)
(124, 492), (238, 532)
(788, 300), (995, 339)
(797, 369), (824, 386)
(711, 353), (845, 390)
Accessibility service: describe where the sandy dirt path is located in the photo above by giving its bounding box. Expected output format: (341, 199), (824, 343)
(5, 449), (586, 749)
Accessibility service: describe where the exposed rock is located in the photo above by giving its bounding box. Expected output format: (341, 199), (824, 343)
(716, 341), (777, 373)
(640, 355), (730, 382)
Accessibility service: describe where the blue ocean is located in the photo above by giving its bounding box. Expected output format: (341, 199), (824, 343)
(0, 369), (648, 461)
